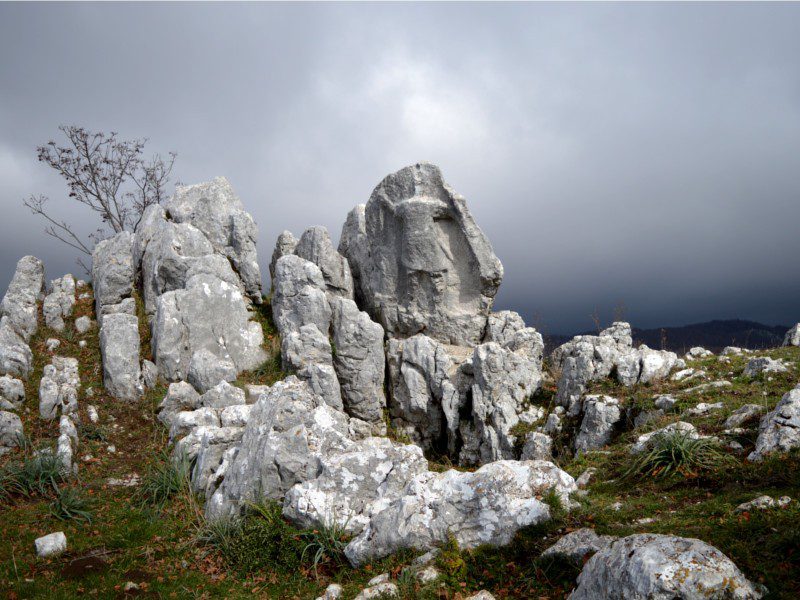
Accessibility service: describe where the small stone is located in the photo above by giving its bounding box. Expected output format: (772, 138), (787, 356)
(315, 583), (343, 600)
(576, 468), (597, 489)
(724, 404), (765, 429)
(124, 582), (139, 592)
(107, 474), (141, 487)
(685, 402), (724, 417)
(35, 532), (67, 557)
(78, 340), (87, 348)
(46, 338), (60, 352)
(353, 582), (399, 600)
(653, 394), (677, 411)
(465, 593), (497, 600)
(107, 445), (116, 453)
(86, 405), (99, 424)
(74, 316), (93, 334)
(610, 502), (623, 511)
(416, 566), (440, 584)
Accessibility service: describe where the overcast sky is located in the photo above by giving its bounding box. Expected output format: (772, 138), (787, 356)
(1, 2), (799, 335)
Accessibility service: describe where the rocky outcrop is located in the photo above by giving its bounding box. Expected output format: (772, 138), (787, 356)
(269, 230), (298, 285)
(92, 231), (135, 320)
(295, 226), (354, 299)
(570, 534), (764, 599)
(782, 323), (800, 347)
(344, 460), (577, 566)
(39, 356), (80, 421)
(748, 384), (800, 461)
(99, 313), (142, 401)
(281, 324), (342, 411)
(272, 255), (332, 337)
(338, 162), (503, 346)
(43, 274), (75, 331)
(1, 255), (45, 342)
(574, 395), (622, 453)
(165, 177), (262, 302)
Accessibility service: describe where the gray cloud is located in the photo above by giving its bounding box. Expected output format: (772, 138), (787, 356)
(1, 2), (798, 334)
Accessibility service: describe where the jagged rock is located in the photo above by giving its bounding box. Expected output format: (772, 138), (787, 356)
(283, 437), (428, 535)
(543, 412), (562, 435)
(462, 338), (544, 465)
(281, 324), (342, 411)
(165, 177), (262, 302)
(386, 334), (467, 455)
(206, 377), (352, 520)
(199, 381), (246, 409)
(638, 346), (679, 384)
(269, 230), (298, 284)
(783, 323), (800, 347)
(168, 407), (221, 440)
(345, 460), (576, 566)
(99, 313), (142, 401)
(174, 425), (244, 462)
(295, 226), (354, 299)
(0, 317), (32, 377)
(187, 348), (237, 394)
(158, 382), (201, 424)
(339, 163), (503, 346)
(39, 356), (80, 420)
(338, 204), (368, 296)
(35, 532), (67, 557)
(353, 582), (399, 600)
(271, 255), (332, 337)
(670, 367), (704, 382)
(484, 311), (526, 346)
(0, 410), (24, 453)
(141, 359), (158, 390)
(330, 297), (385, 424)
(74, 316), (93, 334)
(541, 528), (616, 566)
(57, 415), (78, 475)
(43, 275), (75, 331)
(244, 384), (270, 403)
(152, 274), (266, 382)
(87, 405), (99, 424)
(574, 395), (622, 453)
(220, 404), (252, 427)
(724, 404), (765, 429)
(734, 495), (791, 513)
(0, 375), (25, 411)
(630, 422), (700, 454)
(743, 357), (788, 377)
(92, 231), (134, 317)
(1, 255), (44, 341)
(686, 346), (714, 359)
(748, 384), (800, 461)
(570, 533), (764, 599)
(685, 402), (724, 417)
(520, 431), (553, 460)
(97, 298), (136, 328)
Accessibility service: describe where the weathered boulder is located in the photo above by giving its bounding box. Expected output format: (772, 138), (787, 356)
(637, 346), (679, 384)
(39, 356), (80, 420)
(541, 528), (616, 566)
(344, 460), (577, 566)
(330, 297), (386, 425)
(199, 381), (246, 409)
(187, 348), (237, 394)
(0, 375), (25, 410)
(158, 381), (201, 424)
(281, 324), (342, 410)
(295, 226), (354, 299)
(43, 274), (75, 331)
(92, 231), (134, 317)
(0, 255), (44, 341)
(484, 311), (527, 346)
(0, 317), (33, 378)
(0, 410), (24, 454)
(206, 377), (352, 521)
(724, 404), (765, 429)
(570, 534), (764, 599)
(168, 407), (221, 440)
(743, 356), (788, 377)
(99, 313), (142, 401)
(165, 177), (262, 302)
(783, 323), (800, 347)
(574, 395), (622, 453)
(271, 255), (332, 337)
(339, 163), (503, 346)
(520, 432), (553, 461)
(152, 274), (266, 382)
(283, 437), (428, 535)
(686, 346), (714, 359)
(630, 421), (700, 454)
(748, 384), (800, 461)
(269, 230), (298, 284)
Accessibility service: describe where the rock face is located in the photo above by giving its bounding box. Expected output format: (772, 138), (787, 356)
(1, 255), (45, 341)
(570, 534), (764, 599)
(43, 274), (75, 331)
(344, 460), (577, 566)
(295, 227), (354, 299)
(0, 410), (24, 455)
(272, 255), (332, 337)
(92, 231), (135, 319)
(99, 313), (142, 401)
(269, 230), (298, 284)
(782, 323), (800, 347)
(748, 384), (800, 461)
(165, 177), (262, 302)
(574, 395), (622, 453)
(338, 162), (503, 346)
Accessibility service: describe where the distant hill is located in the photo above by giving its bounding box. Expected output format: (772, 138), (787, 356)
(545, 319), (789, 355)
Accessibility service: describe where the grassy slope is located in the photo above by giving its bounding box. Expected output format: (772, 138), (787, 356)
(2, 290), (799, 599)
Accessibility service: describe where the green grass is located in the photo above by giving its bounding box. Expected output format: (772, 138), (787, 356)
(48, 486), (94, 523)
(623, 431), (735, 480)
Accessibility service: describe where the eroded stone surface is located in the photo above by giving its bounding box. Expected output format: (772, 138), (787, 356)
(748, 384), (800, 461)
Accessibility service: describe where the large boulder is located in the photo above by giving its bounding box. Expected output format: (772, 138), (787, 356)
(43, 274), (76, 332)
(574, 395), (622, 453)
(0, 256), (44, 342)
(271, 255), (332, 337)
(748, 384), (800, 462)
(0, 317), (33, 378)
(92, 231), (134, 318)
(152, 274), (266, 382)
(783, 323), (800, 347)
(295, 226), (354, 299)
(344, 460), (577, 566)
(165, 177), (262, 302)
(338, 163), (503, 346)
(570, 534), (764, 599)
(99, 313), (142, 401)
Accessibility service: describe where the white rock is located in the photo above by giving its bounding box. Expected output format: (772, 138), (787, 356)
(574, 395), (621, 453)
(353, 582), (398, 600)
(630, 422), (700, 454)
(35, 532), (67, 557)
(45, 338), (61, 352)
(748, 384), (800, 461)
(783, 323), (800, 347)
(541, 528), (616, 565)
(743, 357), (788, 377)
(74, 316), (93, 334)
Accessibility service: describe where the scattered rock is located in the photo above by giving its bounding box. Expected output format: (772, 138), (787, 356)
(39, 356), (80, 420)
(45, 338), (60, 352)
(75, 316), (93, 335)
(682, 380), (731, 395)
(653, 394), (677, 411)
(743, 356), (788, 377)
(748, 384), (800, 461)
(314, 583), (343, 600)
(734, 495), (792, 513)
(685, 402), (724, 417)
(0, 375), (25, 410)
(540, 528), (616, 566)
(670, 367), (704, 382)
(685, 346), (714, 359)
(35, 532), (67, 557)
(106, 474), (141, 487)
(353, 582), (399, 600)
(86, 405), (99, 424)
(570, 533), (764, 599)
(575, 468), (597, 489)
(464, 593), (496, 600)
(721, 346), (750, 356)
(724, 404), (765, 429)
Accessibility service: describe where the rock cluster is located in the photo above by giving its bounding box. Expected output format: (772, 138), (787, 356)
(782, 323), (800, 347)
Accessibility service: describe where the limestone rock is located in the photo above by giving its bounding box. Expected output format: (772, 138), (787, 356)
(165, 177), (262, 302)
(783, 323), (800, 347)
(141, 359), (158, 390)
(734, 495), (788, 513)
(39, 356), (80, 420)
(637, 346), (679, 384)
(724, 404), (765, 429)
(484, 311), (527, 346)
(99, 313), (142, 401)
(295, 226), (354, 299)
(281, 324), (342, 411)
(35, 532), (67, 557)
(743, 356), (788, 377)
(353, 582), (399, 600)
(574, 395), (622, 453)
(0, 255), (44, 341)
(168, 407), (221, 440)
(748, 384), (800, 461)
(630, 422), (700, 454)
(92, 231), (134, 317)
(158, 382), (201, 424)
(0, 410), (24, 453)
(0, 375), (25, 411)
(315, 583), (343, 600)
(187, 348), (237, 394)
(654, 394), (677, 411)
(0, 317), (33, 378)
(541, 528), (616, 566)
(43, 274), (75, 331)
(74, 316), (93, 334)
(330, 297), (385, 424)
(339, 163), (503, 346)
(520, 432), (553, 460)
(570, 533), (764, 599)
(98, 297), (136, 327)
(283, 437), (428, 535)
(685, 401), (724, 417)
(269, 230), (298, 284)
(271, 255), (332, 337)
(344, 460), (576, 566)
(686, 346), (714, 359)
(199, 381), (246, 409)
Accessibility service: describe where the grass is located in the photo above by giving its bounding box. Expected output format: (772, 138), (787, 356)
(623, 431), (735, 480)
(135, 449), (193, 511)
(48, 486), (93, 523)
(0, 450), (68, 500)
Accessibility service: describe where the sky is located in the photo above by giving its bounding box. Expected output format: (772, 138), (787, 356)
(1, 2), (798, 335)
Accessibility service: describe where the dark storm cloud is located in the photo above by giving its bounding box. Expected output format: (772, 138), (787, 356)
(1, 2), (799, 334)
